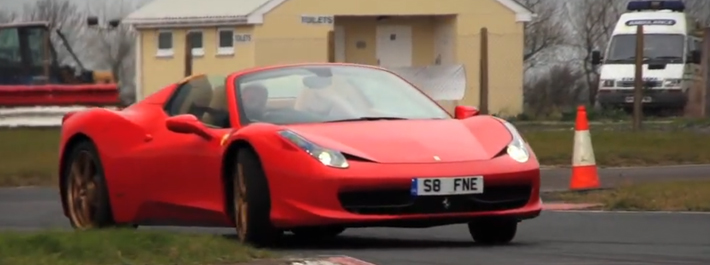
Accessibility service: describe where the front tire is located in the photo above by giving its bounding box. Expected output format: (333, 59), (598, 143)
(468, 219), (517, 245)
(62, 141), (115, 229)
(233, 148), (282, 246)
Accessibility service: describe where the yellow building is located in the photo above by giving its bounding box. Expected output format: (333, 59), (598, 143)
(124, 0), (532, 115)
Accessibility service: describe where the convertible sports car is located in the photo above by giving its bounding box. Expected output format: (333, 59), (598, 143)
(59, 63), (541, 246)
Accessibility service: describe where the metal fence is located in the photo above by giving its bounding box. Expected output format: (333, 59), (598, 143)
(0, 106), (92, 127)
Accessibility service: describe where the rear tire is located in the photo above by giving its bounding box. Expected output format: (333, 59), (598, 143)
(233, 148), (282, 246)
(291, 227), (345, 239)
(468, 219), (517, 245)
(62, 141), (116, 229)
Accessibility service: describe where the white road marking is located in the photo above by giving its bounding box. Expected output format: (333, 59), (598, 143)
(548, 210), (710, 215)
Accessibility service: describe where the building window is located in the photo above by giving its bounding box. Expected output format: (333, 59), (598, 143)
(187, 31), (204, 57)
(217, 28), (234, 55)
(157, 30), (173, 57)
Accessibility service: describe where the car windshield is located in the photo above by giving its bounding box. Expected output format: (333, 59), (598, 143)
(605, 34), (685, 63)
(234, 65), (451, 125)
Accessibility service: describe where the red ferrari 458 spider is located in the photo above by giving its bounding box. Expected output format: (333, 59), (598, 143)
(59, 63), (541, 246)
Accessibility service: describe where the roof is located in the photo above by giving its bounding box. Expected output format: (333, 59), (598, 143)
(0, 21), (50, 29)
(123, 0), (534, 28)
(123, 0), (277, 28)
(497, 0), (535, 22)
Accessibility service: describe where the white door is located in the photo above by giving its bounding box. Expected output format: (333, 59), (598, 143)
(376, 25), (412, 67)
(334, 26), (346, 62)
(433, 22), (455, 65)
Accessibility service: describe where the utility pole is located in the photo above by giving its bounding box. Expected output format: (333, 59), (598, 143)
(479, 27), (489, 115)
(184, 34), (193, 77)
(632, 25), (644, 131)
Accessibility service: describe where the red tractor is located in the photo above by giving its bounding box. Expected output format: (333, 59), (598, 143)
(0, 21), (120, 106)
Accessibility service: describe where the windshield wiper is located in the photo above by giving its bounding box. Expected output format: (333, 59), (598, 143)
(326, 116), (409, 123)
(649, 56), (682, 60)
(606, 56), (649, 63)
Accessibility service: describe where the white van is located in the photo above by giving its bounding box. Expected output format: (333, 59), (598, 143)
(591, 0), (703, 113)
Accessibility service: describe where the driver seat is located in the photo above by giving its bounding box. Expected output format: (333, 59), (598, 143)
(202, 85), (230, 127)
(178, 77), (213, 120)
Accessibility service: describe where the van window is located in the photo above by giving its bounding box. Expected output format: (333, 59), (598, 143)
(606, 34), (685, 63)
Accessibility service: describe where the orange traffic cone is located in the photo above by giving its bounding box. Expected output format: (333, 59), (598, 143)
(570, 105), (600, 190)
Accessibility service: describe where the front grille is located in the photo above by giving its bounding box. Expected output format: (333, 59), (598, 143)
(617, 81), (661, 88)
(607, 89), (670, 96)
(338, 185), (532, 215)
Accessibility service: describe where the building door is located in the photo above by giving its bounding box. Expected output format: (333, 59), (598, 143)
(334, 26), (346, 62)
(376, 25), (412, 67)
(433, 21), (455, 65)
(327, 26), (346, 63)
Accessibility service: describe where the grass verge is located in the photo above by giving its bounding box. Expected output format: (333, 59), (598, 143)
(0, 229), (271, 265)
(1, 127), (710, 187)
(523, 130), (710, 166)
(545, 180), (710, 211)
(0, 128), (59, 187)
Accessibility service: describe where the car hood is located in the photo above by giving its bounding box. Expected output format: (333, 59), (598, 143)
(284, 118), (512, 164)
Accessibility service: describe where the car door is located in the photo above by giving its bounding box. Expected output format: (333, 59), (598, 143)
(133, 75), (234, 226)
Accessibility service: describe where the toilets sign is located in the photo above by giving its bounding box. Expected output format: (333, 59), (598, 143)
(234, 34), (251, 43)
(301, 15), (334, 25)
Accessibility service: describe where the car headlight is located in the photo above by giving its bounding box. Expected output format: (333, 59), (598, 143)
(278, 130), (349, 168)
(600, 79), (615, 87)
(663, 78), (681, 87)
(501, 121), (530, 163)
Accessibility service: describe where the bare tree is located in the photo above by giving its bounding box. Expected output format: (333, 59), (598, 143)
(567, 0), (627, 105)
(86, 0), (140, 104)
(0, 10), (17, 23)
(22, 0), (80, 28)
(520, 0), (569, 68)
(684, 0), (710, 26)
(22, 0), (86, 66)
(524, 63), (586, 118)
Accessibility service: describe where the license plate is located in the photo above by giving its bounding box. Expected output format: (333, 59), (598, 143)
(625, 96), (652, 103)
(411, 176), (484, 196)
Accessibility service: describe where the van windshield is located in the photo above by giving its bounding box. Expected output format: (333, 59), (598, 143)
(605, 34), (685, 63)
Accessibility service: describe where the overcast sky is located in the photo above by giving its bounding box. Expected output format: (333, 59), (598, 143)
(0, 0), (152, 15)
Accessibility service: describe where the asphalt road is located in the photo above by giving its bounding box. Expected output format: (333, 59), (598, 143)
(288, 211), (710, 265)
(1, 164), (710, 264)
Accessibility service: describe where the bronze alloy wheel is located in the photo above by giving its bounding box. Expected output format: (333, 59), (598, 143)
(235, 163), (249, 242)
(232, 148), (282, 247)
(66, 150), (99, 229)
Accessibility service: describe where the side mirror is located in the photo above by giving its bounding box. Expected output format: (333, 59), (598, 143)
(454, 105), (479, 119)
(87, 16), (99, 26)
(108, 19), (121, 28)
(689, 50), (702, 64)
(591, 50), (602, 65)
(166, 114), (212, 139)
